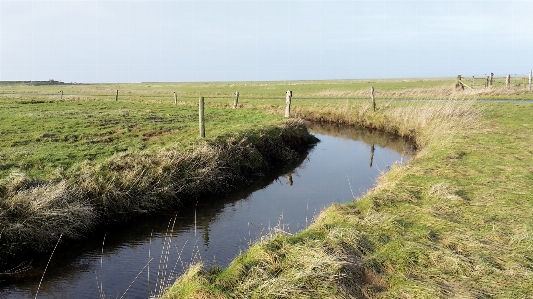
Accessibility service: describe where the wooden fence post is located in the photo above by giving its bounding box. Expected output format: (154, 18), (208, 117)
(370, 86), (376, 112)
(60, 90), (63, 100)
(233, 91), (239, 109)
(485, 76), (489, 88)
(115, 90), (119, 101)
(529, 70), (533, 91)
(489, 73), (494, 86)
(285, 90), (292, 117)
(456, 75), (464, 90)
(199, 96), (205, 138)
(174, 92), (177, 105)
(506, 74), (511, 88)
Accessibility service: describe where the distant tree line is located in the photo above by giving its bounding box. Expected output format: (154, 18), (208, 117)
(0, 79), (73, 86)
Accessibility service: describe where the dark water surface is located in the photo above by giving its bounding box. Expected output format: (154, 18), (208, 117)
(0, 123), (414, 299)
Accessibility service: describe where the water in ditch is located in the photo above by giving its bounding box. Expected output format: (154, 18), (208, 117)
(0, 123), (414, 299)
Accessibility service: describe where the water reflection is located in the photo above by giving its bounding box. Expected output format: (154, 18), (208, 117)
(286, 173), (294, 186)
(370, 144), (375, 167)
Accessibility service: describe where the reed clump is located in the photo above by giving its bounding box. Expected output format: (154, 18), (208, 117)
(0, 119), (317, 264)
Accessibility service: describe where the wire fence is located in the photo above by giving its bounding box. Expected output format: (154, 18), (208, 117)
(458, 71), (532, 90)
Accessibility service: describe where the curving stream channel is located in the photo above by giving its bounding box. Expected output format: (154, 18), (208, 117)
(0, 123), (415, 299)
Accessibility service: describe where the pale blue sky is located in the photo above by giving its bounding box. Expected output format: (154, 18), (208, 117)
(1, 0), (531, 83)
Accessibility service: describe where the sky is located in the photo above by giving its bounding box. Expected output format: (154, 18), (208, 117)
(0, 0), (532, 83)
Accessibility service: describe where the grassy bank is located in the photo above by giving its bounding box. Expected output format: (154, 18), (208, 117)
(161, 99), (533, 298)
(0, 94), (318, 265)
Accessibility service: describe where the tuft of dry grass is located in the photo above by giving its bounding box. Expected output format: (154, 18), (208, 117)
(0, 180), (94, 263)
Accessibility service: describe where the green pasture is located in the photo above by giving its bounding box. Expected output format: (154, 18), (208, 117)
(0, 97), (283, 179)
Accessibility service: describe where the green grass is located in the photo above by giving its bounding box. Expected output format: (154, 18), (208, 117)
(2, 77), (533, 102)
(0, 97), (284, 179)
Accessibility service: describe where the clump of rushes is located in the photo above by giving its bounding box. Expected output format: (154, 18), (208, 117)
(0, 119), (318, 264)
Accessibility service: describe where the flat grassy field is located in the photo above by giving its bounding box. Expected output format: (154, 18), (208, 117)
(2, 77), (533, 103)
(0, 97), (283, 179)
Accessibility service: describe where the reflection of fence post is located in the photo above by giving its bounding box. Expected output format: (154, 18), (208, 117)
(506, 74), (511, 88)
(370, 86), (376, 112)
(199, 96), (205, 138)
(174, 92), (177, 105)
(285, 90), (292, 117)
(369, 144), (375, 167)
(529, 70), (532, 91)
(115, 90), (119, 101)
(233, 91), (239, 109)
(489, 73), (494, 86)
(286, 174), (293, 186)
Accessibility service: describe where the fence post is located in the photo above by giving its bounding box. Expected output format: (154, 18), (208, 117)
(456, 75), (464, 90)
(489, 73), (494, 86)
(174, 92), (177, 105)
(285, 90), (292, 117)
(472, 76), (475, 86)
(485, 76), (489, 88)
(370, 86), (376, 112)
(115, 90), (119, 101)
(60, 90), (63, 100)
(199, 96), (205, 138)
(233, 91), (239, 109)
(529, 70), (532, 91)
(506, 74), (511, 88)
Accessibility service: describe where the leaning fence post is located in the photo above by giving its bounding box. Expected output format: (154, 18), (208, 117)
(199, 96), (205, 138)
(285, 90), (292, 117)
(115, 90), (119, 101)
(506, 74), (511, 88)
(233, 91), (239, 109)
(456, 75), (464, 90)
(370, 86), (376, 112)
(174, 92), (177, 105)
